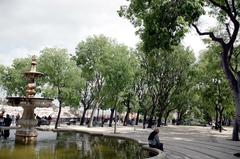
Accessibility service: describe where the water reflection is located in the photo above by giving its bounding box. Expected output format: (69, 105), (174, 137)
(0, 131), (145, 159)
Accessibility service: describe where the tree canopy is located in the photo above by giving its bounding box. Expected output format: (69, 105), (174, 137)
(38, 47), (82, 129)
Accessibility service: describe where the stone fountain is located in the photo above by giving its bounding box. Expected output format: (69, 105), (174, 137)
(6, 55), (53, 144)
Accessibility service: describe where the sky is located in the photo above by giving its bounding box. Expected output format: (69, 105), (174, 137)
(0, 0), (213, 66)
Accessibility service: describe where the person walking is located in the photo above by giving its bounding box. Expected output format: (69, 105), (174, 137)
(0, 112), (4, 137)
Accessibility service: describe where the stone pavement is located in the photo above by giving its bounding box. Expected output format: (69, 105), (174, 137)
(42, 124), (240, 159)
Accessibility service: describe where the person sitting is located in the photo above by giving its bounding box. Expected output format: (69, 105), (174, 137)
(148, 127), (164, 151)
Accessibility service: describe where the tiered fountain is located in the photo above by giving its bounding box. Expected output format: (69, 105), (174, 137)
(6, 55), (53, 144)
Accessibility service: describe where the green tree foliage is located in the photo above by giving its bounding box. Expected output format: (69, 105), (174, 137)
(38, 48), (82, 129)
(197, 45), (234, 131)
(1, 58), (31, 96)
(145, 45), (195, 127)
(165, 70), (198, 126)
(75, 35), (110, 127)
(118, 0), (204, 52)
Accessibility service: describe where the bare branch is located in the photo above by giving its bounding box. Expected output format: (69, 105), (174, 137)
(228, 21), (239, 50)
(192, 24), (225, 46)
(209, 0), (238, 48)
(209, 0), (229, 13)
(224, 0), (231, 10)
(225, 23), (232, 39)
(232, 0), (237, 17)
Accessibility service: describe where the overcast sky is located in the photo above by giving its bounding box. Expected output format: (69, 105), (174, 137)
(0, 0), (210, 66)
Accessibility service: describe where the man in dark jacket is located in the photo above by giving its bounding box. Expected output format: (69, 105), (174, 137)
(148, 127), (164, 151)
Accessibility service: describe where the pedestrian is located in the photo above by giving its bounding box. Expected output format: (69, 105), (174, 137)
(148, 127), (164, 151)
(3, 114), (12, 139)
(0, 112), (4, 137)
(16, 113), (20, 126)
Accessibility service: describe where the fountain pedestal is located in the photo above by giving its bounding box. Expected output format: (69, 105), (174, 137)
(6, 56), (53, 144)
(16, 102), (38, 144)
(7, 97), (53, 144)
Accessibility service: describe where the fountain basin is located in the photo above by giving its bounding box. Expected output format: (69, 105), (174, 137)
(6, 97), (53, 107)
(0, 130), (154, 159)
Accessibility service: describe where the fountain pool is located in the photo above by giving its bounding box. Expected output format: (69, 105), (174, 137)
(0, 130), (152, 159)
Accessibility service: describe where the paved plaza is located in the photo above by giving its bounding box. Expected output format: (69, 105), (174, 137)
(50, 124), (240, 159)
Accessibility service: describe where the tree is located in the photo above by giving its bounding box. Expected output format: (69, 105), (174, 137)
(134, 44), (152, 128)
(122, 86), (138, 126)
(1, 58), (31, 96)
(101, 44), (138, 133)
(75, 35), (111, 127)
(38, 48), (81, 129)
(197, 45), (234, 132)
(144, 46), (195, 127)
(120, 0), (240, 141)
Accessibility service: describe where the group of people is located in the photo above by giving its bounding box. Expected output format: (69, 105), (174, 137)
(0, 111), (12, 139)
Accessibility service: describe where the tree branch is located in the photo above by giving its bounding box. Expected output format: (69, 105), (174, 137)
(192, 24), (225, 46)
(226, 23), (231, 39)
(231, 0), (237, 17)
(225, 23), (236, 73)
(209, 0), (229, 13)
(228, 18), (239, 49)
(224, 0), (231, 11)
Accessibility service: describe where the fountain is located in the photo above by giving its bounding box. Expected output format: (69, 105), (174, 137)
(6, 55), (53, 144)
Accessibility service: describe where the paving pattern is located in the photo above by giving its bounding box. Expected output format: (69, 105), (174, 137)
(45, 124), (240, 159)
(159, 126), (240, 159)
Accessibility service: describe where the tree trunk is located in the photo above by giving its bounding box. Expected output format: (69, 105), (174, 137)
(114, 109), (117, 134)
(109, 108), (114, 127)
(232, 118), (239, 141)
(221, 50), (240, 140)
(88, 103), (99, 128)
(123, 106), (131, 126)
(157, 112), (163, 127)
(176, 111), (183, 125)
(55, 100), (62, 129)
(101, 109), (104, 127)
(80, 108), (87, 125)
(147, 109), (155, 128)
(215, 105), (219, 130)
(164, 108), (176, 126)
(232, 92), (240, 140)
(135, 110), (140, 125)
(97, 108), (100, 121)
(164, 111), (169, 126)
(143, 111), (147, 129)
(147, 96), (157, 128)
(219, 107), (224, 133)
